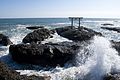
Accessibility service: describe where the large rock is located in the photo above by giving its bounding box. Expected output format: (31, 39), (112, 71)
(23, 28), (53, 43)
(56, 26), (102, 41)
(9, 42), (80, 67)
(101, 27), (120, 33)
(0, 34), (12, 46)
(0, 61), (50, 80)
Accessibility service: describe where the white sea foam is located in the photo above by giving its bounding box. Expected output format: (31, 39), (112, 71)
(0, 34), (120, 80)
(41, 33), (72, 44)
(16, 24), (30, 28)
(16, 36), (120, 80)
(83, 20), (114, 24)
(52, 22), (71, 25)
(81, 36), (120, 80)
(10, 25), (31, 44)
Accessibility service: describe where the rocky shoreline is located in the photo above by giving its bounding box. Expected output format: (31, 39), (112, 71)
(9, 26), (102, 67)
(0, 26), (120, 80)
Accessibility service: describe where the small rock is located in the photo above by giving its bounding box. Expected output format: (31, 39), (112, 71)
(104, 73), (120, 80)
(0, 34), (12, 46)
(101, 27), (120, 33)
(26, 26), (44, 30)
(101, 23), (114, 26)
(111, 40), (120, 55)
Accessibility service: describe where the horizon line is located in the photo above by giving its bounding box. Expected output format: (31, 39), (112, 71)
(0, 17), (120, 19)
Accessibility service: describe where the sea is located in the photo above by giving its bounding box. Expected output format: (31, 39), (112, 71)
(0, 18), (120, 80)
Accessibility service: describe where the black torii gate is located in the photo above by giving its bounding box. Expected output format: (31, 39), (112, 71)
(69, 17), (83, 27)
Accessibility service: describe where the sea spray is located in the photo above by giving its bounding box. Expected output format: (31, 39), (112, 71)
(48, 36), (120, 80)
(86, 36), (120, 79)
(1, 35), (120, 80)
(74, 36), (120, 80)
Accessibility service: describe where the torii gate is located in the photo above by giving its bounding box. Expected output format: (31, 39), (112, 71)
(69, 17), (83, 27)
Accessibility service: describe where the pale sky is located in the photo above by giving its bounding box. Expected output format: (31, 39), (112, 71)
(0, 0), (120, 18)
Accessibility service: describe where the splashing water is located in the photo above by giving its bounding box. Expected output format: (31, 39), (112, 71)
(16, 36), (120, 80)
(0, 35), (119, 80)
(79, 36), (120, 80)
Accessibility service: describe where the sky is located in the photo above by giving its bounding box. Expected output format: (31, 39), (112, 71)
(0, 0), (120, 18)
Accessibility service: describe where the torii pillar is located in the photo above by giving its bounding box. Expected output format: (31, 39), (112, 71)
(69, 17), (83, 27)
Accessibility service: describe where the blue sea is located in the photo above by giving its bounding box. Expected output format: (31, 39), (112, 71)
(0, 18), (120, 43)
(0, 18), (120, 80)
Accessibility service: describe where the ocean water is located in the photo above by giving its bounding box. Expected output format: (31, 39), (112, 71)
(0, 18), (120, 80)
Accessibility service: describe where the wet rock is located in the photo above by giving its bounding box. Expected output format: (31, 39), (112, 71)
(0, 34), (12, 46)
(101, 23), (114, 26)
(9, 42), (80, 67)
(55, 26), (75, 34)
(26, 26), (44, 30)
(23, 28), (53, 43)
(101, 27), (120, 33)
(104, 73), (120, 80)
(111, 41), (120, 54)
(56, 26), (102, 41)
(0, 61), (50, 80)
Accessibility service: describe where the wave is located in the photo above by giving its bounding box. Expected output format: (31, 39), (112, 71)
(0, 21), (120, 80)
(13, 36), (120, 80)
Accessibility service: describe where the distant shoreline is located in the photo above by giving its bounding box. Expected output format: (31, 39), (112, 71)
(0, 17), (67, 19)
(0, 17), (120, 19)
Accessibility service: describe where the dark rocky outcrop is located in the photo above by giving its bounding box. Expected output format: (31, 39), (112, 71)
(56, 26), (102, 41)
(9, 42), (80, 67)
(26, 26), (44, 30)
(0, 34), (12, 46)
(104, 73), (120, 80)
(23, 28), (53, 43)
(101, 23), (114, 26)
(111, 41), (120, 55)
(101, 27), (120, 33)
(0, 61), (50, 80)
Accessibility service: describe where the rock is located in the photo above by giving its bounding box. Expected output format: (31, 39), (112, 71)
(101, 27), (120, 33)
(23, 28), (52, 43)
(0, 34), (12, 46)
(55, 26), (76, 34)
(101, 23), (114, 26)
(26, 26), (44, 30)
(9, 42), (80, 67)
(0, 61), (50, 80)
(56, 26), (102, 41)
(104, 73), (120, 80)
(111, 41), (120, 54)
